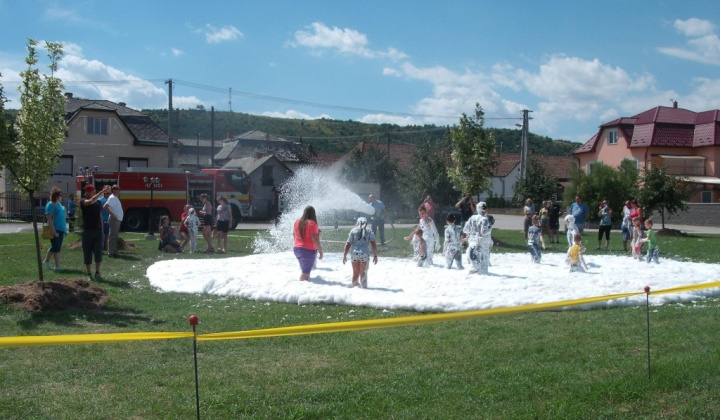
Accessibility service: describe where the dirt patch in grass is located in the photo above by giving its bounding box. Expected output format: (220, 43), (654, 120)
(67, 237), (136, 250)
(0, 278), (111, 312)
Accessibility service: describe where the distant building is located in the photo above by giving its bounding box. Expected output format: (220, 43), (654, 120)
(574, 102), (720, 203)
(478, 153), (574, 204)
(222, 155), (293, 220)
(1, 93), (175, 197)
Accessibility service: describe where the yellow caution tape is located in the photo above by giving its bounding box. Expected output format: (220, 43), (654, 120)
(1, 281), (718, 348)
(0, 332), (194, 349)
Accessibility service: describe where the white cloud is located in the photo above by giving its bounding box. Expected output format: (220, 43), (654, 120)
(261, 110), (332, 120)
(290, 22), (407, 61)
(44, 7), (82, 23)
(53, 53), (185, 109)
(659, 18), (720, 65)
(674, 18), (715, 37)
(171, 48), (184, 56)
(203, 24), (243, 44)
(359, 113), (418, 125)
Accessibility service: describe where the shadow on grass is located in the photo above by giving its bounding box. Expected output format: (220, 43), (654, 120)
(15, 305), (161, 330)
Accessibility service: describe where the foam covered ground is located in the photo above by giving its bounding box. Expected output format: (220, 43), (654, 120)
(146, 252), (720, 312)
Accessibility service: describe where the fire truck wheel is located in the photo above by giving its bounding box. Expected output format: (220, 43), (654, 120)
(124, 210), (145, 232)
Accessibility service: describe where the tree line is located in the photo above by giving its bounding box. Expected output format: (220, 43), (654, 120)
(142, 107), (579, 157)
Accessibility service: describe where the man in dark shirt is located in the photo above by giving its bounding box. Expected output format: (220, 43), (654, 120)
(81, 184), (111, 281)
(548, 197), (562, 244)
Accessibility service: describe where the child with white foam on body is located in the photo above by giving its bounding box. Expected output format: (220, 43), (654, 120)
(463, 201), (493, 274)
(443, 213), (464, 270)
(631, 216), (644, 261)
(404, 205), (439, 267)
(564, 214), (578, 249)
(343, 217), (378, 288)
(184, 207), (201, 253)
(641, 218), (659, 264)
(567, 232), (589, 273)
(527, 215), (546, 263)
(411, 228), (428, 267)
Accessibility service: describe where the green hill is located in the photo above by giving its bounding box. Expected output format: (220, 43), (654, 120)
(143, 108), (580, 156)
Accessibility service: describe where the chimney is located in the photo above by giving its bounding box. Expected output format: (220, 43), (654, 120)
(673, 101), (678, 109)
(64, 92), (73, 99)
(118, 102), (126, 107)
(227, 130), (232, 139)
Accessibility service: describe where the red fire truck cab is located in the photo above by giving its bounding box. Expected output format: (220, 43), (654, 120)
(76, 167), (252, 231)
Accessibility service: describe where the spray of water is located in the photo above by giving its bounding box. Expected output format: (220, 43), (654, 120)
(254, 166), (376, 253)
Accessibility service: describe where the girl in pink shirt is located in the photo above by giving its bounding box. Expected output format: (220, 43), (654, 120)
(293, 205), (324, 281)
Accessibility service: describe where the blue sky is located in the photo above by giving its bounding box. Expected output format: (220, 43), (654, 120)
(1, 1), (720, 143)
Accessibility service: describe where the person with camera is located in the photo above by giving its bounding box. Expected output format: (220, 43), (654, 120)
(455, 193), (476, 227)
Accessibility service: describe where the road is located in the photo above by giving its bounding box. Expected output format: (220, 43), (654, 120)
(3, 214), (720, 234)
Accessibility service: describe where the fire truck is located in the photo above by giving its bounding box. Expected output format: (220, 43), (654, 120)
(76, 167), (252, 231)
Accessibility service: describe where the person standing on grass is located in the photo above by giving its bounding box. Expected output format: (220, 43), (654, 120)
(67, 194), (76, 232)
(81, 184), (111, 281)
(43, 187), (67, 271)
(293, 205), (323, 281)
(570, 195), (589, 234)
(539, 200), (550, 244)
(368, 194), (388, 246)
(179, 204), (191, 250)
(343, 217), (378, 288)
(199, 194), (214, 253)
(215, 196), (232, 253)
(98, 189), (110, 252)
(455, 193), (476, 228)
(548, 197), (562, 244)
(103, 185), (123, 258)
(597, 199), (612, 250)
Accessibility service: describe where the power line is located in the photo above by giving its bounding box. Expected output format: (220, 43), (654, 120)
(2, 76), (523, 121)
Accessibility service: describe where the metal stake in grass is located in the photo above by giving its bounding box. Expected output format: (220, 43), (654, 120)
(644, 286), (651, 379)
(189, 315), (201, 420)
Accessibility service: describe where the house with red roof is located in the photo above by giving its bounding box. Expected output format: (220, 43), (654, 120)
(479, 153), (574, 204)
(573, 102), (720, 203)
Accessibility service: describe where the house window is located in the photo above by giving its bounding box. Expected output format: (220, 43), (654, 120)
(701, 191), (712, 203)
(607, 129), (618, 145)
(119, 158), (148, 171)
(87, 117), (108, 135)
(262, 166), (274, 186)
(621, 158), (639, 169)
(53, 155), (74, 176)
(586, 160), (599, 174)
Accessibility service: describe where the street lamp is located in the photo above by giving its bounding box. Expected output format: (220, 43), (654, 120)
(144, 176), (161, 239)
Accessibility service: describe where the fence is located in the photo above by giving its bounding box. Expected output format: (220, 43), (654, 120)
(0, 193), (46, 222)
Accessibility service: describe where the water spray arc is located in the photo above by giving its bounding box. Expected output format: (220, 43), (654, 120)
(254, 167), (384, 253)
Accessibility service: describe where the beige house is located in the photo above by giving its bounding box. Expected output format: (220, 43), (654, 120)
(45, 93), (176, 195)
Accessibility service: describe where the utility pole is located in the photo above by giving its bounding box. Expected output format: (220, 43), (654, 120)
(210, 106), (215, 168)
(166, 78), (174, 168)
(519, 109), (533, 180)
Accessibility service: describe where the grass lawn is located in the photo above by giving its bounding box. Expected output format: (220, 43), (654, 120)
(1, 226), (719, 419)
